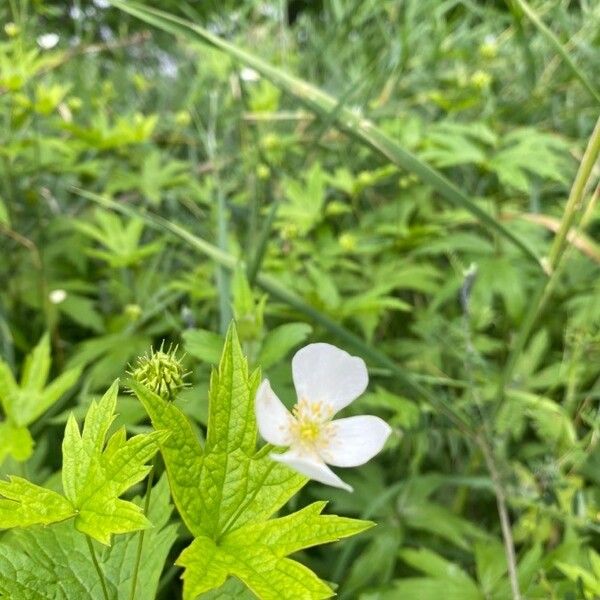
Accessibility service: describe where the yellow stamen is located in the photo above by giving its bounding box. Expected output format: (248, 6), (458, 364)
(289, 398), (335, 450)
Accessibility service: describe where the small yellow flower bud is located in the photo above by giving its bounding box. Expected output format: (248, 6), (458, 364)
(124, 304), (143, 321)
(174, 110), (191, 127)
(256, 164), (270, 180)
(339, 232), (357, 253)
(4, 23), (19, 37)
(470, 70), (492, 90)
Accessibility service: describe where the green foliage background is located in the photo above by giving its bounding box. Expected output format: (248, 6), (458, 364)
(0, 0), (599, 597)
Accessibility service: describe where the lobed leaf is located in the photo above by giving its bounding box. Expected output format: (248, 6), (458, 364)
(20, 333), (51, 392)
(0, 422), (33, 464)
(0, 477), (75, 529)
(60, 379), (165, 544)
(178, 502), (372, 600)
(0, 475), (177, 599)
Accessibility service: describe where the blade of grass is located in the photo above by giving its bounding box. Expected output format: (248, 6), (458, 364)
(508, 0), (600, 104)
(108, 0), (543, 272)
(73, 188), (474, 434)
(498, 116), (600, 397)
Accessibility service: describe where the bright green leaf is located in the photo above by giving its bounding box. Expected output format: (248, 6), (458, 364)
(0, 477), (75, 529)
(20, 333), (51, 392)
(178, 502), (372, 600)
(0, 475), (177, 599)
(61, 380), (166, 544)
(0, 422), (33, 464)
(258, 323), (312, 369)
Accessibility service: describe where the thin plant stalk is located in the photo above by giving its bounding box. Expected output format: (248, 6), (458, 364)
(477, 436), (521, 600)
(86, 535), (110, 600)
(509, 0), (600, 104)
(499, 116), (600, 395)
(206, 91), (232, 334)
(129, 462), (156, 600)
(547, 117), (600, 267)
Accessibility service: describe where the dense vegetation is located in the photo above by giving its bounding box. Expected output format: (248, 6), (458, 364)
(0, 0), (599, 598)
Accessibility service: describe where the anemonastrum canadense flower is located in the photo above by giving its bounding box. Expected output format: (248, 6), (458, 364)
(255, 343), (391, 492)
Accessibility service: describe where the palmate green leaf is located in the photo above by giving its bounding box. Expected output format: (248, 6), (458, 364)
(488, 128), (573, 194)
(129, 378), (205, 535)
(178, 502), (373, 600)
(135, 324), (371, 598)
(62, 381), (167, 544)
(199, 326), (307, 537)
(0, 475), (178, 600)
(0, 379), (163, 546)
(131, 326), (305, 538)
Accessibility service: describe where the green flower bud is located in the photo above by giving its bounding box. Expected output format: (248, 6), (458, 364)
(4, 23), (19, 37)
(470, 70), (492, 90)
(256, 163), (270, 180)
(129, 344), (188, 402)
(124, 303), (143, 322)
(174, 110), (191, 127)
(339, 232), (357, 252)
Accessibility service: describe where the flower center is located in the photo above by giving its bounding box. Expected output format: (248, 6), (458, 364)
(290, 399), (334, 450)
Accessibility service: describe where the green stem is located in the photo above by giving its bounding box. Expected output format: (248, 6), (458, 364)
(547, 117), (600, 267)
(477, 435), (521, 600)
(129, 461), (156, 600)
(509, 0), (600, 105)
(499, 117), (600, 396)
(86, 535), (110, 600)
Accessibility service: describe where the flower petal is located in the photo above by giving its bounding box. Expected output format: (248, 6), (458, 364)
(292, 343), (368, 413)
(255, 379), (293, 446)
(272, 449), (353, 492)
(321, 416), (391, 467)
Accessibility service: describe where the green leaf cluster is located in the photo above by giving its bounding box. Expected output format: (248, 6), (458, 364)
(0, 474), (177, 599)
(133, 325), (372, 599)
(0, 380), (165, 545)
(0, 333), (81, 464)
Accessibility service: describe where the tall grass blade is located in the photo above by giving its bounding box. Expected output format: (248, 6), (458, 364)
(509, 0), (600, 104)
(498, 116), (600, 397)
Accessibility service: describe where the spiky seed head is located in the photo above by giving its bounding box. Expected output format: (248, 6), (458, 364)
(128, 343), (188, 402)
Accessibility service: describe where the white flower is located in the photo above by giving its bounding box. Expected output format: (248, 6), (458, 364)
(48, 289), (67, 304)
(37, 33), (59, 50)
(240, 67), (260, 82)
(255, 343), (391, 492)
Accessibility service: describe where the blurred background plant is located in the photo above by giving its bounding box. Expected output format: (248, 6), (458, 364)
(0, 0), (599, 597)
